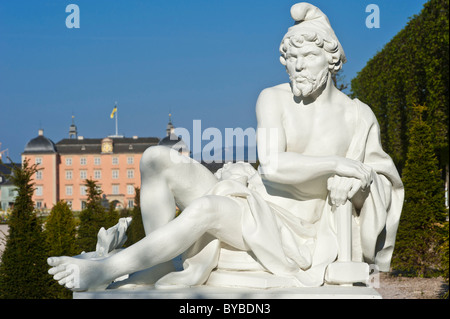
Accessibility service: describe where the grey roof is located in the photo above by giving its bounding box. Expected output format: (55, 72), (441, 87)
(0, 162), (19, 186)
(56, 137), (160, 154)
(158, 134), (189, 152)
(23, 135), (57, 154)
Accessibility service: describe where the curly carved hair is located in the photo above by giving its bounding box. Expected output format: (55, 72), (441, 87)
(279, 31), (344, 74)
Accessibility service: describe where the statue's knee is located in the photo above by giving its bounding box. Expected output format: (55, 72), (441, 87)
(140, 146), (172, 171)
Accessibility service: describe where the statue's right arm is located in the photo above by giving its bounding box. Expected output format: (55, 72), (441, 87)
(255, 88), (372, 190)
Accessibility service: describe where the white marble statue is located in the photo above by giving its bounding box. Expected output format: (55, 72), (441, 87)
(48, 2), (404, 291)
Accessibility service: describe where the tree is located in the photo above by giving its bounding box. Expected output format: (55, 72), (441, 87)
(76, 179), (107, 253)
(392, 105), (448, 277)
(106, 201), (120, 230)
(351, 0), (449, 174)
(125, 187), (145, 246)
(0, 159), (51, 298)
(331, 69), (349, 93)
(44, 201), (78, 298)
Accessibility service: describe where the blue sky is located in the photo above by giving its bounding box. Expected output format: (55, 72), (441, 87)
(0, 0), (429, 162)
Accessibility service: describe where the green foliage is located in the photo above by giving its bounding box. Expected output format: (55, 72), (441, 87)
(351, 0), (449, 173)
(106, 201), (120, 230)
(0, 159), (51, 298)
(76, 179), (108, 253)
(44, 201), (78, 258)
(392, 106), (448, 277)
(43, 201), (78, 299)
(125, 187), (145, 246)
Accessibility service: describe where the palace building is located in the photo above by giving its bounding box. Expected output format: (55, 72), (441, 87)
(20, 116), (188, 212)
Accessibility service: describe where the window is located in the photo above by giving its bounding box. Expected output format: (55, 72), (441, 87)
(35, 157), (42, 165)
(112, 185), (120, 195)
(127, 185), (134, 195)
(128, 200), (134, 208)
(112, 170), (119, 179)
(127, 156), (134, 165)
(94, 170), (101, 179)
(35, 186), (43, 196)
(67, 200), (72, 208)
(80, 157), (87, 165)
(66, 185), (73, 196)
(65, 170), (73, 180)
(80, 185), (87, 196)
(65, 158), (72, 166)
(36, 170), (43, 180)
(36, 201), (42, 209)
(127, 169), (134, 179)
(112, 156), (119, 165)
(94, 157), (101, 165)
(80, 170), (87, 180)
(81, 201), (87, 210)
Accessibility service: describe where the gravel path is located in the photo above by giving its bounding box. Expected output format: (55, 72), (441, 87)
(375, 272), (448, 299)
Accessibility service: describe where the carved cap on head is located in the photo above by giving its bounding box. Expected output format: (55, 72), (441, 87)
(285, 2), (346, 64)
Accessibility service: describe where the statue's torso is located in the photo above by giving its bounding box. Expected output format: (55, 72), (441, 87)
(280, 86), (357, 158)
(257, 83), (360, 223)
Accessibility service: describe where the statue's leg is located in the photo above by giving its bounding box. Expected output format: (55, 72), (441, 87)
(48, 195), (246, 291)
(139, 145), (218, 233)
(109, 146), (219, 287)
(107, 194), (247, 276)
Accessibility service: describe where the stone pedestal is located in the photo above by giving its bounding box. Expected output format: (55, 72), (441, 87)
(73, 285), (381, 299)
(325, 262), (370, 285)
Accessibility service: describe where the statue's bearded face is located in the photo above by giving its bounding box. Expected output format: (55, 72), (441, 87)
(284, 42), (330, 97)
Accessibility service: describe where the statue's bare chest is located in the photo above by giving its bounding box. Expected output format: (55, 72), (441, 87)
(282, 103), (356, 157)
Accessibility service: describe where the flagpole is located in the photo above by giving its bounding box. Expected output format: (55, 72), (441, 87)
(115, 101), (118, 136)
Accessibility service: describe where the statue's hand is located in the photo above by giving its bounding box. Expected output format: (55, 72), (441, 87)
(327, 175), (366, 207)
(333, 157), (373, 189)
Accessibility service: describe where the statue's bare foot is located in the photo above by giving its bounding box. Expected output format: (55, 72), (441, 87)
(48, 256), (112, 291)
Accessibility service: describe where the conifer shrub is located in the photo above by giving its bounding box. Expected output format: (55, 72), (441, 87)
(44, 200), (78, 298)
(392, 106), (448, 277)
(76, 179), (108, 253)
(0, 160), (51, 298)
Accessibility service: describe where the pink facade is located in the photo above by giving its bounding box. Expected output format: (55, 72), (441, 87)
(22, 130), (159, 211)
(58, 152), (143, 211)
(21, 153), (59, 211)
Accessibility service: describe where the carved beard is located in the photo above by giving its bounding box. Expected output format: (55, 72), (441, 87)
(290, 67), (329, 97)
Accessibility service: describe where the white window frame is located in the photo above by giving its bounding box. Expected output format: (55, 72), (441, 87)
(66, 185), (73, 196)
(127, 169), (134, 179)
(112, 184), (120, 195)
(94, 170), (101, 179)
(127, 185), (134, 195)
(35, 186), (43, 196)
